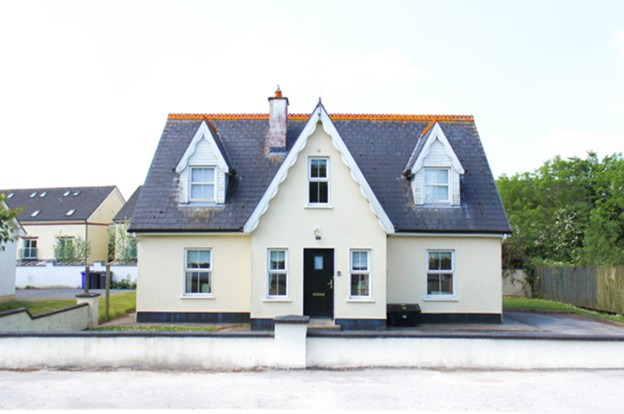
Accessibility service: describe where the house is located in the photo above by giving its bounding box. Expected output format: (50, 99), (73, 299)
(111, 186), (142, 264)
(1, 186), (125, 264)
(0, 200), (25, 301)
(130, 89), (511, 330)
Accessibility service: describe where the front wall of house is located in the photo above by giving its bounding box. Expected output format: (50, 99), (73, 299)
(387, 235), (503, 314)
(251, 123), (387, 321)
(137, 235), (251, 313)
(18, 223), (87, 262)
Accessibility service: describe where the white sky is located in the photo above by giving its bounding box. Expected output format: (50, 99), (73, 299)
(1, 0), (623, 199)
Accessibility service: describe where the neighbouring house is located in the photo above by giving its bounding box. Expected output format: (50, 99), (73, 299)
(0, 201), (25, 301)
(130, 88), (511, 330)
(110, 185), (142, 264)
(1, 186), (125, 265)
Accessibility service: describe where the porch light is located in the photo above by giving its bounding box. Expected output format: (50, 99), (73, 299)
(314, 227), (321, 240)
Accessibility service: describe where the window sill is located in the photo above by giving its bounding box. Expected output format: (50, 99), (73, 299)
(263, 298), (292, 303)
(305, 204), (333, 209)
(346, 298), (375, 303)
(423, 296), (458, 302)
(180, 295), (215, 300)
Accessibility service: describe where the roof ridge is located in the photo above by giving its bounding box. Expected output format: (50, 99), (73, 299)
(168, 113), (474, 122)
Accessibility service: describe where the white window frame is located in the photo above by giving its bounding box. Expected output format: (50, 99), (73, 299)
(183, 249), (213, 296)
(426, 250), (455, 297)
(424, 167), (451, 204)
(308, 157), (330, 206)
(267, 249), (288, 298)
(350, 249), (371, 299)
(22, 238), (38, 259)
(189, 166), (216, 202)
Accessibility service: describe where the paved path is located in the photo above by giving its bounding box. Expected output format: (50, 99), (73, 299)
(0, 368), (622, 411)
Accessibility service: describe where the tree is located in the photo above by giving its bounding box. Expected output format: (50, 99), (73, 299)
(111, 220), (137, 264)
(53, 235), (91, 264)
(497, 152), (624, 272)
(0, 193), (21, 251)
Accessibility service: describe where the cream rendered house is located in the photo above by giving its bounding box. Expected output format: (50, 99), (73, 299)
(1, 186), (125, 264)
(131, 89), (511, 330)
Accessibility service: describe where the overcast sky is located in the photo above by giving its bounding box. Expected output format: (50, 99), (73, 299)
(1, 0), (623, 199)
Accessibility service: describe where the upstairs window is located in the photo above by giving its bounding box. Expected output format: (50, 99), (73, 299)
(427, 250), (454, 296)
(309, 158), (329, 205)
(424, 168), (450, 203)
(190, 167), (216, 202)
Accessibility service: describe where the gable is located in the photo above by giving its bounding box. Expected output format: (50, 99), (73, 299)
(243, 103), (394, 234)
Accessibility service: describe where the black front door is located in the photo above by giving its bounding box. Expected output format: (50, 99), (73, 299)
(303, 249), (334, 318)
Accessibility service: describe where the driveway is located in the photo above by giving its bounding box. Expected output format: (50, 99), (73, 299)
(15, 288), (133, 300)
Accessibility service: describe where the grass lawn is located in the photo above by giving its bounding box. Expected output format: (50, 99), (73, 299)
(504, 296), (624, 325)
(0, 291), (136, 324)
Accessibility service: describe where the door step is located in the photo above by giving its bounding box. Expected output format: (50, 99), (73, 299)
(308, 318), (341, 331)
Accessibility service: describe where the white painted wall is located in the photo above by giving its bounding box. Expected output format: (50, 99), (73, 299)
(0, 239), (17, 300)
(0, 303), (90, 332)
(137, 235), (251, 313)
(387, 235), (503, 314)
(250, 123), (387, 321)
(0, 334), (622, 370)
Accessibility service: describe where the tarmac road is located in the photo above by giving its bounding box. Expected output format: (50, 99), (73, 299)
(0, 368), (623, 412)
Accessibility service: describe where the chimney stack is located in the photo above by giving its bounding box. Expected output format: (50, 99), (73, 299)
(267, 85), (289, 151)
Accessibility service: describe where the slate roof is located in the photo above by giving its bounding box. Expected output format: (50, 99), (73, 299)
(114, 186), (142, 223)
(131, 111), (510, 234)
(1, 186), (120, 223)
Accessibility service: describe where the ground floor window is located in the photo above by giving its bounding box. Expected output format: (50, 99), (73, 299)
(268, 249), (288, 297)
(22, 238), (38, 259)
(185, 249), (212, 295)
(350, 250), (371, 298)
(427, 250), (454, 295)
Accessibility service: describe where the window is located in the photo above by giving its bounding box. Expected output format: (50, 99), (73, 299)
(57, 236), (74, 250)
(39, 192), (47, 198)
(22, 239), (37, 259)
(63, 191), (71, 197)
(190, 167), (216, 202)
(30, 210), (40, 217)
(66, 209), (76, 216)
(30, 192), (37, 198)
(427, 251), (454, 296)
(424, 168), (450, 203)
(308, 158), (329, 205)
(267, 249), (288, 297)
(350, 250), (371, 298)
(185, 249), (212, 295)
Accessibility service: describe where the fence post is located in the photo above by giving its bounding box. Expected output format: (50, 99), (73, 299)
(105, 264), (111, 321)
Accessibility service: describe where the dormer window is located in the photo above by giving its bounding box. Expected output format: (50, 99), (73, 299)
(424, 168), (450, 203)
(190, 167), (216, 202)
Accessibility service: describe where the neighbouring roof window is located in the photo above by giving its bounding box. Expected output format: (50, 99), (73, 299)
(39, 192), (47, 198)
(63, 191), (71, 197)
(73, 191), (81, 196)
(7, 192), (14, 199)
(30, 192), (37, 198)
(30, 210), (40, 217)
(66, 209), (76, 216)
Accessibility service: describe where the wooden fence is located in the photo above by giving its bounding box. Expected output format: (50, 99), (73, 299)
(537, 266), (624, 314)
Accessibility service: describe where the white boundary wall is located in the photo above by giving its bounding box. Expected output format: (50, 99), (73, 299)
(16, 262), (137, 288)
(0, 333), (623, 370)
